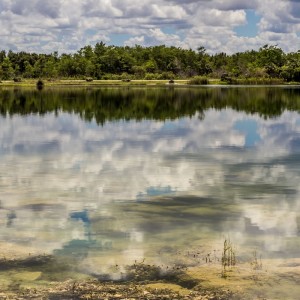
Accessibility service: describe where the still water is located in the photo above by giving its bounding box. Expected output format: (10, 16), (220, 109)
(0, 86), (299, 291)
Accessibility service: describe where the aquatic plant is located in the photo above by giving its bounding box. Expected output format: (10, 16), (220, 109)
(251, 250), (262, 270)
(221, 239), (236, 278)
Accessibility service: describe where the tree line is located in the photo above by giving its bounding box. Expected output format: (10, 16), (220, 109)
(0, 43), (300, 82)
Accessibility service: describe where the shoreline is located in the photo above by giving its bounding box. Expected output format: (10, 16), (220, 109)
(1, 250), (300, 299)
(1, 79), (189, 87)
(1, 79), (300, 88)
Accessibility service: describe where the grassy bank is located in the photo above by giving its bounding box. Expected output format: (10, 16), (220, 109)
(0, 79), (189, 87)
(1, 78), (299, 88)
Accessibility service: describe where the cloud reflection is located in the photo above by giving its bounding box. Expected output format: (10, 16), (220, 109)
(0, 108), (299, 263)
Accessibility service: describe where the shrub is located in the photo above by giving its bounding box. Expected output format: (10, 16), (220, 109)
(36, 79), (44, 90)
(102, 74), (111, 80)
(132, 66), (146, 79)
(144, 73), (158, 80)
(13, 77), (22, 82)
(85, 77), (93, 82)
(188, 76), (209, 85)
(220, 73), (235, 84)
(157, 71), (175, 80)
(102, 74), (121, 80)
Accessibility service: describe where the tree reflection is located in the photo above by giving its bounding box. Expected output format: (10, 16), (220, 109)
(0, 87), (299, 124)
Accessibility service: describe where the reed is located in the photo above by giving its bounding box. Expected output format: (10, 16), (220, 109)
(221, 239), (236, 278)
(251, 250), (262, 270)
(188, 76), (209, 85)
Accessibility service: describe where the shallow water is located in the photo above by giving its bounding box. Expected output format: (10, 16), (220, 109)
(0, 86), (299, 296)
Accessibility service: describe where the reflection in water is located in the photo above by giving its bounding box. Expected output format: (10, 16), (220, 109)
(0, 87), (299, 291)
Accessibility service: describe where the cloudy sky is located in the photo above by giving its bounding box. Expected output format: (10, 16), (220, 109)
(0, 0), (299, 53)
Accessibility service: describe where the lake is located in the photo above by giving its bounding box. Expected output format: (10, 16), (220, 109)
(0, 86), (300, 298)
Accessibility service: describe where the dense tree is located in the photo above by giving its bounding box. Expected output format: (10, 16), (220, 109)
(1, 58), (14, 80)
(0, 50), (6, 64)
(0, 44), (299, 81)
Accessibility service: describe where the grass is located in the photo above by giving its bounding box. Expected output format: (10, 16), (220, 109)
(0, 79), (189, 87)
(233, 77), (285, 85)
(0, 78), (298, 88)
(188, 76), (209, 85)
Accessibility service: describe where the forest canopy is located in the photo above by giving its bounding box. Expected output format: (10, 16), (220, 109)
(0, 43), (300, 82)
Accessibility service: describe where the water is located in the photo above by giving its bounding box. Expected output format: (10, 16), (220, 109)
(0, 86), (299, 295)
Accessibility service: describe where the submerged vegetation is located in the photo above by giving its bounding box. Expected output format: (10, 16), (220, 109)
(0, 43), (300, 83)
(0, 249), (238, 299)
(1, 240), (299, 299)
(0, 241), (247, 299)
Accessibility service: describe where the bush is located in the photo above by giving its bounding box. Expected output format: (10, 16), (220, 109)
(85, 77), (93, 82)
(220, 73), (236, 84)
(188, 76), (209, 85)
(144, 73), (158, 80)
(13, 77), (22, 82)
(132, 66), (146, 79)
(157, 71), (175, 80)
(121, 72), (130, 79)
(102, 74), (121, 80)
(36, 79), (44, 90)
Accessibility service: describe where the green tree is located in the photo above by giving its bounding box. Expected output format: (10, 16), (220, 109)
(144, 60), (157, 73)
(257, 45), (285, 77)
(0, 50), (6, 64)
(1, 58), (14, 79)
(23, 61), (34, 78)
(132, 65), (146, 79)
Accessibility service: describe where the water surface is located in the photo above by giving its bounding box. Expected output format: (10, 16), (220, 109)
(0, 86), (299, 295)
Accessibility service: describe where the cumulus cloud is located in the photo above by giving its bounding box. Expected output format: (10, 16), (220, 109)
(125, 27), (184, 47)
(0, 0), (298, 53)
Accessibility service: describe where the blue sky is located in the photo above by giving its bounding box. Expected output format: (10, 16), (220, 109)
(234, 10), (260, 38)
(0, 0), (299, 53)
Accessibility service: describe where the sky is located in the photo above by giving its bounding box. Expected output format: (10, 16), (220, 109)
(0, 0), (299, 54)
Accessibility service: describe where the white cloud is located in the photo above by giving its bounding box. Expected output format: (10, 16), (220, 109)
(0, 0), (298, 53)
(124, 35), (144, 46)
